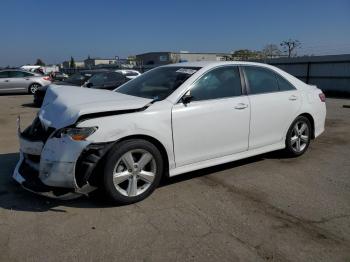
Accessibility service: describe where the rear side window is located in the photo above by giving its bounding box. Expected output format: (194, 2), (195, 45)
(275, 74), (296, 91)
(190, 66), (242, 101)
(0, 71), (9, 78)
(244, 67), (279, 94)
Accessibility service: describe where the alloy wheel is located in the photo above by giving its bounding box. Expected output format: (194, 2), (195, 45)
(30, 84), (40, 94)
(112, 149), (157, 197)
(290, 121), (310, 153)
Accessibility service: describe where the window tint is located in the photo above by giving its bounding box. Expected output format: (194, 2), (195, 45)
(89, 73), (107, 86)
(8, 71), (33, 78)
(117, 66), (200, 101)
(107, 72), (124, 81)
(244, 67), (279, 94)
(275, 74), (296, 91)
(190, 66), (241, 101)
(0, 71), (9, 78)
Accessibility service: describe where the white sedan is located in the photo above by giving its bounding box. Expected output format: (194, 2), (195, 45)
(13, 61), (326, 204)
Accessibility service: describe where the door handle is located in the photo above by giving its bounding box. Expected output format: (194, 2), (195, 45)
(234, 103), (248, 110)
(289, 95), (298, 101)
(4, 80), (9, 82)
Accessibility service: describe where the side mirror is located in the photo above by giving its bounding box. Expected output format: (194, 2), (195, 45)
(182, 91), (193, 104)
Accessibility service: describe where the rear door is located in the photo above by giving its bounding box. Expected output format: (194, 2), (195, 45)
(7, 71), (32, 91)
(243, 66), (302, 149)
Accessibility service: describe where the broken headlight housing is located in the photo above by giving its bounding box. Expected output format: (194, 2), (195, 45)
(54, 127), (98, 141)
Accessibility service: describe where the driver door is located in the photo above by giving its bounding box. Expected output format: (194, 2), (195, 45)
(172, 66), (250, 167)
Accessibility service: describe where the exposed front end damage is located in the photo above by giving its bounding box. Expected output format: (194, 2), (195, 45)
(13, 117), (111, 199)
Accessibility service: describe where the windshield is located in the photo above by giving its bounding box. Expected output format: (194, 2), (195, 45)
(116, 66), (201, 100)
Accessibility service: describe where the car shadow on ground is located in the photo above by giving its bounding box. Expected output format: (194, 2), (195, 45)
(0, 150), (289, 212)
(21, 102), (39, 108)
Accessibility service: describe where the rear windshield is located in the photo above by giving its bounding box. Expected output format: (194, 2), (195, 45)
(116, 66), (200, 101)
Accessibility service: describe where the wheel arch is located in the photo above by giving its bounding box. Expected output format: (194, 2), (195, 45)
(79, 134), (171, 188)
(116, 134), (170, 177)
(298, 112), (315, 139)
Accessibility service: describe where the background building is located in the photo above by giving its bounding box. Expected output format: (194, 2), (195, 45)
(62, 60), (85, 69)
(136, 51), (230, 66)
(84, 57), (118, 68)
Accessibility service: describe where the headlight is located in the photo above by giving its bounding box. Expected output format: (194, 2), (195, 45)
(54, 127), (98, 141)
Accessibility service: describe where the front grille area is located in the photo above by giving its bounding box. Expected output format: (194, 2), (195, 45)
(21, 117), (55, 142)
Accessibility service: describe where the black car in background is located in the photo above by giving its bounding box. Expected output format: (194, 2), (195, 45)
(34, 70), (130, 106)
(33, 69), (108, 106)
(83, 71), (129, 90)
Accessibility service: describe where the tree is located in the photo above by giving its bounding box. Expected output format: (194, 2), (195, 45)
(35, 59), (45, 66)
(280, 39), (301, 58)
(231, 49), (262, 60)
(262, 44), (282, 59)
(69, 56), (76, 68)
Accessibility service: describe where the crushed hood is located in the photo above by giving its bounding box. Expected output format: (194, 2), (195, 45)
(38, 85), (152, 129)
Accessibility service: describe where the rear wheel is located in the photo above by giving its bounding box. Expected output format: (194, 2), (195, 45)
(285, 116), (311, 156)
(103, 139), (163, 204)
(29, 83), (41, 94)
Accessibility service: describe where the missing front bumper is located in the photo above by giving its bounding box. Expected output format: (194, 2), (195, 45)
(13, 154), (81, 200)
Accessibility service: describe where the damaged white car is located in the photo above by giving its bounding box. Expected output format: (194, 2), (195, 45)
(13, 62), (326, 204)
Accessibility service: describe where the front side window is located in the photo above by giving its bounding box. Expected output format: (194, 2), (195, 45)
(190, 66), (242, 101)
(244, 67), (279, 94)
(117, 66), (201, 101)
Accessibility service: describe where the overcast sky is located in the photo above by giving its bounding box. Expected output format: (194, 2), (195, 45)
(1, 0), (350, 66)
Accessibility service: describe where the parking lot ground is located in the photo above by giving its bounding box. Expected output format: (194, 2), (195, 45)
(0, 94), (349, 262)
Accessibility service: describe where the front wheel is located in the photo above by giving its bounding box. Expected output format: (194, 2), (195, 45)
(285, 116), (311, 157)
(103, 139), (164, 204)
(29, 83), (41, 94)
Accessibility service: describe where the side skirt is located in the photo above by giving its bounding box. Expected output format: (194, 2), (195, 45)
(169, 142), (285, 177)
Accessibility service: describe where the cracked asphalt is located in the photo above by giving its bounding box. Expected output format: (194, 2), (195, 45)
(0, 94), (349, 261)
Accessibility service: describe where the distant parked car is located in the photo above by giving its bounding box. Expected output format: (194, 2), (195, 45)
(33, 69), (108, 106)
(53, 72), (69, 81)
(0, 69), (52, 94)
(115, 69), (141, 79)
(83, 71), (129, 90)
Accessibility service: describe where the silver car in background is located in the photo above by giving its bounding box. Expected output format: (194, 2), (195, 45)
(0, 69), (52, 94)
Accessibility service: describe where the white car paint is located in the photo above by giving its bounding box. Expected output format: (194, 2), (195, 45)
(13, 61), (326, 199)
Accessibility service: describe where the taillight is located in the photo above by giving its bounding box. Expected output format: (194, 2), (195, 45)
(43, 76), (51, 81)
(319, 93), (326, 102)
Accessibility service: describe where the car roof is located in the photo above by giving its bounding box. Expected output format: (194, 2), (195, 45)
(164, 61), (275, 70)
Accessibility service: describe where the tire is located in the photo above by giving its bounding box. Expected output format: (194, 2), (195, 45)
(28, 83), (41, 94)
(285, 116), (312, 157)
(103, 139), (164, 204)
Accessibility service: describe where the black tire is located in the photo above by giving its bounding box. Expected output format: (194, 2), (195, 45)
(285, 116), (312, 157)
(28, 83), (41, 94)
(103, 139), (164, 204)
